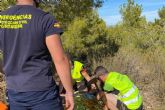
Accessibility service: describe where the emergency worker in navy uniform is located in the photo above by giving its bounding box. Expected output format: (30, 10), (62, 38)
(0, 0), (74, 110)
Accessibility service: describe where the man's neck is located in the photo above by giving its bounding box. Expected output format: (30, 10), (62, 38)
(101, 74), (108, 82)
(16, 1), (34, 6)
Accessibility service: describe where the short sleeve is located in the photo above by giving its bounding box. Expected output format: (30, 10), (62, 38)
(103, 82), (114, 92)
(42, 14), (63, 37)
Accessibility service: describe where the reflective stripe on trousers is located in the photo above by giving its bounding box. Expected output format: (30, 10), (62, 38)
(121, 85), (136, 98)
(123, 94), (140, 105)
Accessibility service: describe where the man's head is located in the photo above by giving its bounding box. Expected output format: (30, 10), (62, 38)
(94, 66), (108, 82)
(16, 0), (41, 6)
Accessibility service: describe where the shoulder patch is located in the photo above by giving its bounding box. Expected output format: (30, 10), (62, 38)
(54, 22), (61, 28)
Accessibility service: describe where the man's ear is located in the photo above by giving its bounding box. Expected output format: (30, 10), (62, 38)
(33, 0), (39, 7)
(100, 74), (106, 81)
(98, 75), (102, 80)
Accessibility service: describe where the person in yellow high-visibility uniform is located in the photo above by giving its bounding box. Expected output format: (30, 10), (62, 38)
(60, 59), (92, 93)
(71, 60), (92, 91)
(93, 66), (143, 110)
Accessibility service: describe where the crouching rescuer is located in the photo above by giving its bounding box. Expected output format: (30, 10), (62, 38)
(94, 66), (143, 110)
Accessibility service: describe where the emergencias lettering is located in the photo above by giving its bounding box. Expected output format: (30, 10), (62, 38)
(0, 14), (32, 29)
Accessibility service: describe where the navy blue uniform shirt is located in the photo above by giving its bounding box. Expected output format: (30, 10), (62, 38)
(0, 5), (63, 92)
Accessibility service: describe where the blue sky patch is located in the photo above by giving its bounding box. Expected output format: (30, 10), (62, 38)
(98, 0), (165, 25)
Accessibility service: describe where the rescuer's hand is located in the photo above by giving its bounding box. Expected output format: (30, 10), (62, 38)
(65, 92), (74, 110)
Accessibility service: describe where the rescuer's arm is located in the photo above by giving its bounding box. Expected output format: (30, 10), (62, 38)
(81, 69), (91, 82)
(46, 34), (74, 110)
(81, 69), (96, 89)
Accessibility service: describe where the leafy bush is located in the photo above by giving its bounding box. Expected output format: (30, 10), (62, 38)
(62, 12), (115, 61)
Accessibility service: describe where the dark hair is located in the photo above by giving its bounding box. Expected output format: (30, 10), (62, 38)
(94, 66), (108, 76)
(33, 0), (40, 7)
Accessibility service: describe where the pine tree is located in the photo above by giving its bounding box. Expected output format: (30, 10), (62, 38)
(120, 0), (144, 27)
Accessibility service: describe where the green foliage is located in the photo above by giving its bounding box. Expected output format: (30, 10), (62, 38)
(108, 22), (165, 52)
(40, 0), (104, 29)
(0, 0), (15, 11)
(74, 93), (104, 110)
(158, 6), (165, 19)
(154, 6), (165, 27)
(62, 18), (86, 55)
(62, 12), (112, 60)
(120, 0), (146, 27)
